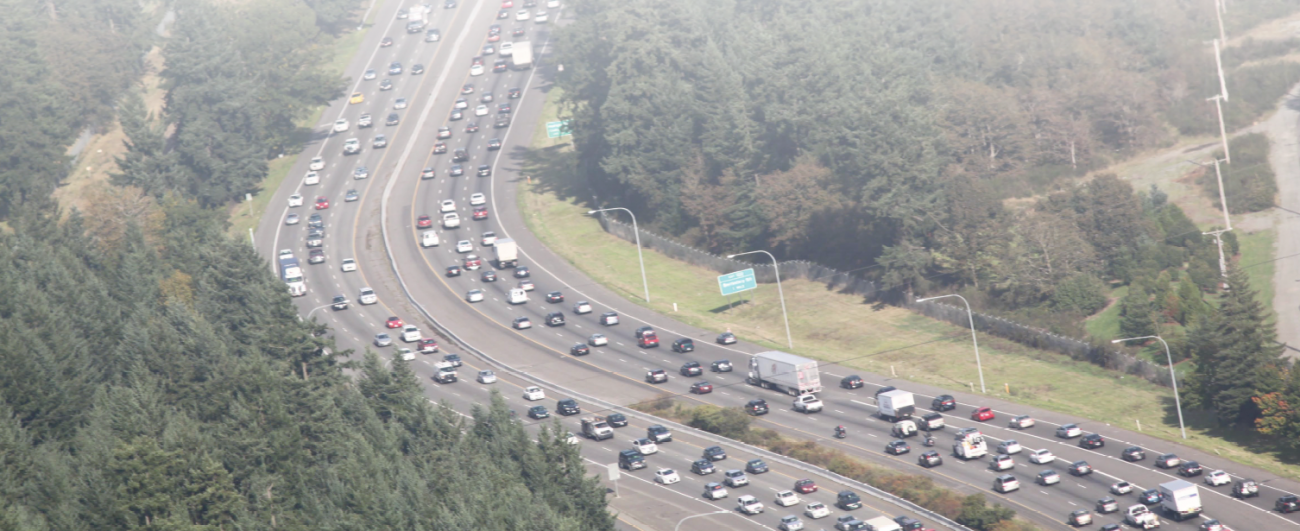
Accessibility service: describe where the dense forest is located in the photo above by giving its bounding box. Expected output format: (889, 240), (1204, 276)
(0, 0), (615, 528)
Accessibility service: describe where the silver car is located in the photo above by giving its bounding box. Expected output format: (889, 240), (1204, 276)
(477, 370), (497, 384)
(374, 333), (393, 347)
(589, 333), (608, 346)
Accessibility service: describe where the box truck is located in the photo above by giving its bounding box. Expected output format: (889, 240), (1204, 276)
(877, 390), (915, 421)
(495, 237), (518, 268)
(279, 254), (306, 296)
(746, 351), (821, 395)
(1159, 480), (1201, 521)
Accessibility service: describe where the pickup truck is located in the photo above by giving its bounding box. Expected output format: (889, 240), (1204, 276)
(793, 394), (823, 413)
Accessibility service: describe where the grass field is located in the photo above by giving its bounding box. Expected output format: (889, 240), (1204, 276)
(517, 90), (1300, 479)
(1238, 228), (1277, 314)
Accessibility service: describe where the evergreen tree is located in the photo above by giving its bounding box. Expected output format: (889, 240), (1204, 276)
(1118, 286), (1156, 339)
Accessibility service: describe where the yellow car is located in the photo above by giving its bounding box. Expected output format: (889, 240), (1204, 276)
(349, 92), (364, 104)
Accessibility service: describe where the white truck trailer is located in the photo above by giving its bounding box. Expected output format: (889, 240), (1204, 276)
(877, 390), (915, 422)
(1159, 480), (1202, 521)
(494, 237), (518, 268)
(746, 351), (821, 395)
(511, 41), (533, 69)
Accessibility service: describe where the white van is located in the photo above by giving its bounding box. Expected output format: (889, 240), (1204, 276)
(402, 325), (421, 342)
(422, 231), (440, 247)
(508, 288), (528, 304)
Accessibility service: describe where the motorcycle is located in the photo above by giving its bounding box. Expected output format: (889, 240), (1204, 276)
(923, 435), (936, 447)
(833, 428), (847, 439)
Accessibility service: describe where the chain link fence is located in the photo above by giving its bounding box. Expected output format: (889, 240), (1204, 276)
(594, 215), (1174, 388)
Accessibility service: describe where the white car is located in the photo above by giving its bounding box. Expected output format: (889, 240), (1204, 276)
(564, 432), (579, 445)
(401, 325), (421, 342)
(523, 386), (545, 400)
(1111, 481), (1133, 495)
(359, 287), (378, 305)
(654, 468), (680, 485)
(422, 231), (439, 248)
(779, 515), (804, 531)
(470, 192), (486, 205)
(774, 491), (799, 507)
(589, 333), (608, 346)
(341, 258), (357, 272)
(546, 0), (559, 7)
(997, 439), (1022, 455)
(481, 232), (497, 246)
(534, 10), (548, 23)
(515, 8), (530, 20)
(442, 213), (460, 228)
(304, 171), (320, 185)
(288, 193), (304, 207)
(1056, 424), (1083, 438)
(574, 301), (593, 314)
(470, 64), (485, 76)
(632, 438), (658, 455)
(803, 502), (830, 519)
(1205, 470), (1231, 487)
(736, 495), (764, 515)
(1028, 449), (1055, 464)
(500, 42), (513, 56)
(454, 98), (469, 109)
(456, 240), (473, 253)
(477, 370), (497, 384)
(441, 199), (457, 212)
(278, 249), (293, 259)
(333, 119), (349, 132)
(475, 104), (489, 116)
(397, 348), (415, 361)
(309, 156), (325, 171)
(466, 289), (485, 302)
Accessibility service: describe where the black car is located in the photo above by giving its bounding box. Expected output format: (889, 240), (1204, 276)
(331, 295), (349, 310)
(894, 517), (923, 531)
(546, 291), (564, 303)
(691, 459), (716, 474)
(605, 413), (628, 427)
(1155, 453), (1180, 468)
(545, 312), (565, 327)
(450, 109), (463, 121)
(841, 375), (864, 389)
(508, 87), (521, 98)
(556, 398), (580, 416)
(462, 83), (475, 94)
(1277, 495), (1300, 513)
(703, 446), (727, 461)
(570, 343), (589, 356)
(1179, 461), (1203, 477)
(514, 267), (530, 278)
(379, 78), (394, 90)
(444, 354), (462, 367)
(308, 213), (324, 228)
(452, 148), (468, 161)
(444, 0), (456, 7)
(1080, 433), (1104, 449)
(647, 425), (672, 442)
(493, 59), (508, 72)
(1233, 479), (1260, 498)
(672, 338), (695, 352)
(466, 122), (480, 133)
(885, 440), (910, 455)
(745, 459), (768, 474)
(875, 386), (897, 398)
(599, 312), (619, 326)
(386, 113), (400, 125)
(711, 360), (732, 372)
(836, 490), (862, 510)
(745, 399), (768, 415)
(1139, 489), (1162, 505)
(498, 102), (512, 113)
(481, 270), (497, 282)
(494, 115), (511, 128)
(680, 361), (702, 377)
(918, 451), (943, 467)
(487, 138), (502, 150)
(446, 265), (461, 276)
(1069, 460), (1093, 476)
(635, 326), (655, 339)
(1122, 446), (1145, 461)
(618, 450), (645, 470)
(527, 405), (549, 419)
(931, 394), (957, 411)
(1100, 525), (1121, 531)
(477, 164), (491, 176)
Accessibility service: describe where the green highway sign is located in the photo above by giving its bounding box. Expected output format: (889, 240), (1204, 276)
(546, 120), (572, 138)
(718, 269), (757, 296)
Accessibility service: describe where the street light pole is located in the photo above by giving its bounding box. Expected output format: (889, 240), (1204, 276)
(1113, 336), (1187, 439)
(674, 510), (730, 531)
(588, 208), (650, 303)
(728, 250), (793, 349)
(1187, 158), (1232, 282)
(915, 294), (985, 394)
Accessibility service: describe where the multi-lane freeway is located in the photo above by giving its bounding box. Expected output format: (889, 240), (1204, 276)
(254, 1), (1300, 530)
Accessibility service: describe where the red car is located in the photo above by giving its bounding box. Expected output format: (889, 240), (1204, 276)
(500, 0), (513, 7)
(971, 407), (995, 422)
(418, 338), (439, 353)
(512, 27), (525, 37)
(488, 33), (500, 42)
(417, 215), (433, 229)
(380, 37), (393, 47)
(314, 197), (329, 209)
(638, 333), (660, 348)
(690, 381), (713, 394)
(433, 142), (447, 154)
(385, 316), (403, 329)
(794, 479), (818, 494)
(463, 255), (482, 269)
(472, 206), (489, 220)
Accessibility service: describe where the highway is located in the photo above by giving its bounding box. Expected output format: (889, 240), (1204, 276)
(253, 1), (1300, 530)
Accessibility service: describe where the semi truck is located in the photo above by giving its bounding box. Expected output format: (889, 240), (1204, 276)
(1159, 480), (1202, 521)
(580, 417), (614, 440)
(494, 237), (518, 268)
(279, 254), (306, 296)
(746, 351), (822, 395)
(877, 390), (915, 421)
(953, 430), (988, 460)
(511, 41), (533, 69)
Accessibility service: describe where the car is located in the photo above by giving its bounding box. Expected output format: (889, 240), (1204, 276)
(874, 386), (897, 398)
(836, 490), (863, 510)
(449, 164), (464, 176)
(516, 8), (530, 19)
(330, 294), (348, 310)
(374, 333), (392, 347)
(717, 332), (737, 344)
(1140, 489), (1162, 505)
(737, 495), (764, 515)
(416, 215), (433, 229)
(480, 270), (497, 283)
(418, 338), (438, 353)
(519, 279), (535, 291)
(599, 312), (619, 325)
(372, 134), (388, 148)
(993, 474), (1019, 493)
(793, 479), (818, 494)
(411, 64), (424, 75)
(493, 59), (508, 73)
(498, 102), (512, 113)
(508, 87), (522, 98)
(285, 213), (300, 225)
(288, 193), (304, 207)
(1278, 495), (1300, 513)
(929, 394), (956, 410)
(443, 213), (460, 228)
(307, 213), (324, 228)
(745, 459), (768, 474)
(654, 468), (679, 485)
(1100, 525), (1122, 531)
(672, 338), (695, 352)
(333, 118), (349, 132)
(745, 399), (769, 415)
(690, 381), (713, 394)
(419, 166), (436, 180)
(395, 348), (415, 361)
(1080, 433), (1104, 449)
(894, 516), (924, 531)
(573, 301), (592, 314)
(1122, 446), (1146, 461)
(359, 287), (378, 304)
(534, 10), (548, 23)
(500, 42), (514, 56)
(555, 398), (580, 416)
(341, 258), (357, 272)
(804, 502), (830, 519)
(388, 61), (402, 74)
(1155, 453), (1181, 468)
(645, 424), (671, 443)
(425, 28), (440, 41)
(918, 450), (943, 467)
(1056, 423), (1083, 438)
(308, 249), (325, 264)
(723, 469), (748, 487)
(527, 405), (549, 419)
(487, 137), (502, 150)
(393, 98), (407, 110)
(1007, 415), (1034, 429)
(1069, 460), (1093, 476)
(384, 316), (403, 329)
(997, 439), (1022, 454)
(304, 171), (320, 185)
(711, 359), (733, 372)
(481, 92), (495, 103)
(1028, 449), (1055, 464)
(834, 516), (864, 531)
(456, 240), (472, 252)
(466, 289), (485, 303)
(512, 27), (525, 37)
(468, 192), (487, 206)
(433, 142), (447, 154)
(511, 316), (531, 329)
(885, 440), (910, 455)
(1111, 481), (1133, 495)
(1205, 470), (1231, 487)
(1096, 496), (1119, 514)
(476, 164), (491, 177)
(680, 361), (702, 376)
(589, 333), (608, 346)
(514, 266), (530, 278)
(692, 459), (716, 475)
(345, 189), (359, 202)
(437, 127), (451, 139)
(450, 109), (463, 121)
(1068, 509), (1093, 527)
(470, 64), (484, 76)
(703, 446), (727, 461)
(775, 490), (800, 507)
(1200, 520), (1231, 531)
(400, 325), (421, 343)
(523, 386), (544, 400)
(305, 229), (324, 248)
(342, 138), (360, 154)
(989, 454), (1014, 471)
(569, 343), (589, 356)
(1037, 470), (1061, 486)
(645, 369), (667, 384)
(971, 407), (995, 421)
(472, 207), (488, 220)
(1179, 461), (1204, 477)
(605, 413), (628, 427)
(544, 311), (564, 326)
(475, 104), (489, 116)
(314, 197), (329, 209)
(703, 482), (727, 500)
(349, 92), (364, 104)
(632, 438), (657, 455)
(379, 78), (393, 91)
(380, 36), (393, 47)
(363, 68), (377, 80)
(386, 113), (400, 126)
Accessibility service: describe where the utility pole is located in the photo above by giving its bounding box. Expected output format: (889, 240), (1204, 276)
(1189, 158), (1233, 286)
(1213, 39), (1229, 103)
(1215, 0), (1227, 44)
(1208, 94), (1231, 164)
